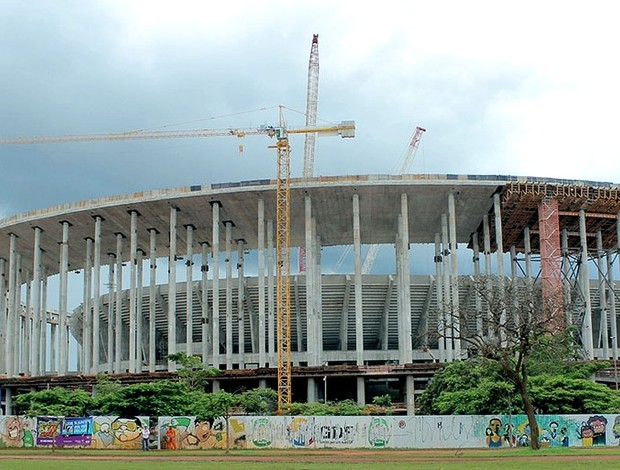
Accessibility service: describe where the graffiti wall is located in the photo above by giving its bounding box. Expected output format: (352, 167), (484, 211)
(2, 414), (620, 449)
(155, 414), (620, 449)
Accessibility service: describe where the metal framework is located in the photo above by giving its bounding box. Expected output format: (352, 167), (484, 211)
(538, 197), (563, 331)
(275, 138), (292, 406)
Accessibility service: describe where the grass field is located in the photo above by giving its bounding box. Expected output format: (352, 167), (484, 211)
(2, 447), (620, 470)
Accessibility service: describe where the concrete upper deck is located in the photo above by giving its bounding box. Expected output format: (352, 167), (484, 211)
(1, 174), (617, 276)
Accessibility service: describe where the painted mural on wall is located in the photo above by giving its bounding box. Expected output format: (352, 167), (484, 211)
(90, 416), (151, 449)
(0, 416), (35, 448)
(36, 417), (93, 447)
(2, 414), (620, 449)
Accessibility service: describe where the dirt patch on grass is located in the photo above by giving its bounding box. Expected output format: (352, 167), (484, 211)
(1, 449), (620, 463)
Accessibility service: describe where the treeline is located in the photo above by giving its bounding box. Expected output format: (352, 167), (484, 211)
(14, 353), (394, 418)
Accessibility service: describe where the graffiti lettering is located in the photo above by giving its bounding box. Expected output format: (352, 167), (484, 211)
(319, 425), (354, 444)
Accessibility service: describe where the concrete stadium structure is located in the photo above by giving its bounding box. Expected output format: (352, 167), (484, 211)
(1, 174), (620, 414)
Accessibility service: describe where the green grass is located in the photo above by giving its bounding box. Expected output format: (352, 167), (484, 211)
(1, 447), (620, 470)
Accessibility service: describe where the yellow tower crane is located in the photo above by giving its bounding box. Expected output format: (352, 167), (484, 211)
(0, 115), (356, 407)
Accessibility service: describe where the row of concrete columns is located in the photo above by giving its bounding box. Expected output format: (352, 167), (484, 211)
(1, 193), (620, 385)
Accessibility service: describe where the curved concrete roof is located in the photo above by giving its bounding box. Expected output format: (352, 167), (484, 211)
(1, 174), (617, 276)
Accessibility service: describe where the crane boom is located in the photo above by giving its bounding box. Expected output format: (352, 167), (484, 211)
(0, 122), (355, 145)
(400, 126), (426, 174)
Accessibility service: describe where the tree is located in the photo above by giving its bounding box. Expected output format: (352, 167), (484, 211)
(417, 360), (518, 415)
(94, 380), (193, 416)
(238, 388), (278, 415)
(442, 276), (569, 450)
(167, 352), (220, 391)
(187, 390), (238, 453)
(529, 375), (620, 414)
(14, 387), (94, 417)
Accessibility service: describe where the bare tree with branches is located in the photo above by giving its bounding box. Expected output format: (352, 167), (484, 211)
(440, 275), (573, 450)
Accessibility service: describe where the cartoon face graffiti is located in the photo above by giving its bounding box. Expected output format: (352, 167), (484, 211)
(486, 418), (504, 448)
(3, 417), (26, 446)
(587, 415), (608, 445)
(578, 422), (594, 446)
(111, 418), (141, 443)
(193, 421), (221, 449)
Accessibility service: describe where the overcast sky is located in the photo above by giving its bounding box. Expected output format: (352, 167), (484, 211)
(2, 0), (620, 220)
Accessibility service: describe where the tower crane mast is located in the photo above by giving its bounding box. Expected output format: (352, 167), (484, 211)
(299, 34), (320, 273)
(303, 34), (320, 178)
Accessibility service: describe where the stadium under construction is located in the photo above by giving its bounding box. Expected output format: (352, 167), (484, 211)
(1, 173), (620, 414)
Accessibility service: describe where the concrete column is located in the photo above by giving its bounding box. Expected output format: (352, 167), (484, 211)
(510, 245), (519, 330)
(483, 215), (492, 339)
(607, 251), (618, 362)
(92, 216), (102, 373)
(4, 388), (12, 416)
(612, 211), (620, 356)
(225, 221), (233, 368)
(305, 195), (315, 365)
(314, 227), (323, 365)
(136, 248), (144, 372)
(14, 254), (21, 374)
(441, 214), (452, 361)
(257, 198), (266, 367)
(0, 258), (6, 375)
(395, 221), (404, 360)
(580, 209), (594, 359)
(148, 229), (158, 372)
(83, 237), (93, 374)
(129, 210), (139, 373)
(597, 231), (609, 358)
(211, 202), (221, 367)
(510, 246), (517, 279)
(434, 233), (445, 362)
(357, 376), (366, 406)
(493, 193), (505, 277)
(340, 276), (350, 350)
(185, 224), (195, 357)
(107, 253), (115, 373)
(58, 222), (70, 375)
(483, 215), (492, 276)
(493, 193), (506, 346)
(40, 268), (48, 374)
(307, 377), (317, 403)
(201, 242), (211, 365)
(405, 376), (415, 415)
(50, 322), (57, 372)
(267, 220), (275, 366)
(400, 193), (412, 364)
(472, 232), (483, 337)
(114, 233), (124, 373)
(448, 193), (460, 359)
(23, 270), (31, 376)
(237, 239), (245, 367)
(353, 193), (364, 365)
(168, 206), (178, 371)
(31, 228), (42, 376)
